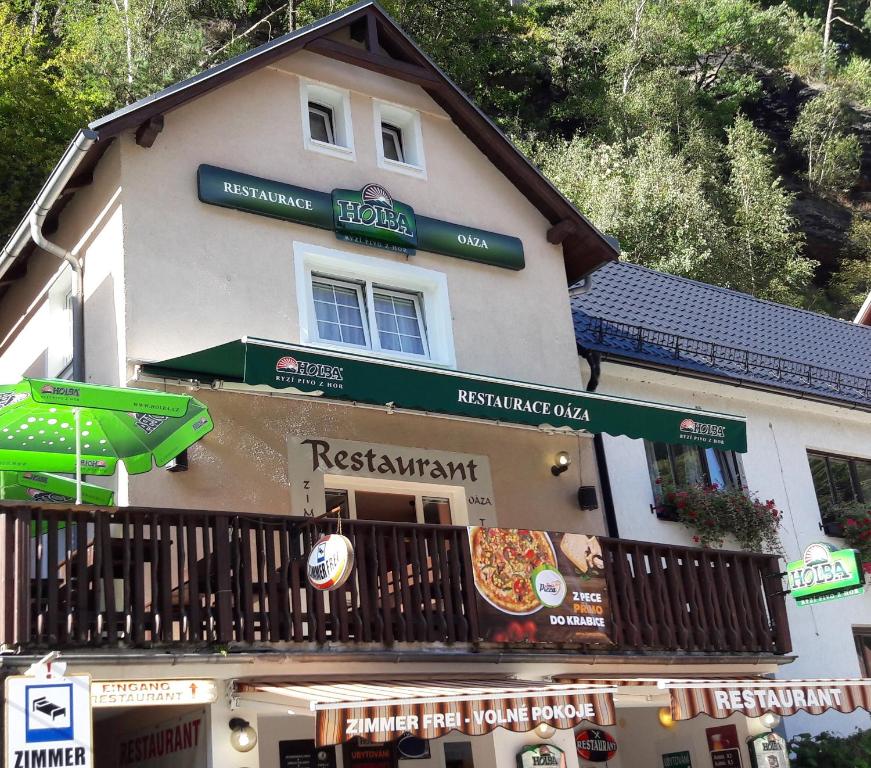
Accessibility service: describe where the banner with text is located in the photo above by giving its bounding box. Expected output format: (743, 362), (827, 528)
(469, 527), (612, 645)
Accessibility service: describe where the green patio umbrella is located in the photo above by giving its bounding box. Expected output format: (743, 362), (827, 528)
(0, 378), (213, 502)
(0, 470), (114, 505)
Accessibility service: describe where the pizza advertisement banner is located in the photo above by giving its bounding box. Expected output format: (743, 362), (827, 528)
(467, 527), (612, 645)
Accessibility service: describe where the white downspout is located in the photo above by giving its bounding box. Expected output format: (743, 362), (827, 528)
(26, 130), (97, 382)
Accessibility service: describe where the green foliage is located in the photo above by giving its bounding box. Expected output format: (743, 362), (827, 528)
(792, 88), (862, 194)
(0, 2), (86, 241)
(789, 728), (871, 767)
(830, 216), (871, 318)
(725, 115), (814, 303)
(534, 117), (812, 304)
(826, 501), (871, 562)
(658, 480), (784, 553)
(836, 55), (871, 106)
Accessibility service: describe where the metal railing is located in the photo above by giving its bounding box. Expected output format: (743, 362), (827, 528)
(580, 316), (871, 404)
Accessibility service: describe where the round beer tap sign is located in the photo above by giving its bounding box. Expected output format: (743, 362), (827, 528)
(307, 534), (355, 590)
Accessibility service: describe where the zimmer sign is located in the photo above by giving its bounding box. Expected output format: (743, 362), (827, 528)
(786, 542), (863, 605)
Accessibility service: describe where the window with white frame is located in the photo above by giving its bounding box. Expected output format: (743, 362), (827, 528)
(300, 79), (355, 160)
(373, 100), (425, 176)
(645, 440), (743, 495)
(294, 242), (455, 367)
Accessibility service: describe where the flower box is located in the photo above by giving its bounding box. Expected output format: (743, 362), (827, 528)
(652, 503), (680, 522)
(822, 519), (845, 538)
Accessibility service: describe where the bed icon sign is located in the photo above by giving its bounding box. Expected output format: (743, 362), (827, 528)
(25, 683), (74, 742)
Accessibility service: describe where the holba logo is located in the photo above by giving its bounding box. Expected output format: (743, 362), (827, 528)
(276, 356), (299, 373)
(679, 418), (725, 438)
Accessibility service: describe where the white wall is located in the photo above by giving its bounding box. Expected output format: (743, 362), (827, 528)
(597, 361), (871, 737)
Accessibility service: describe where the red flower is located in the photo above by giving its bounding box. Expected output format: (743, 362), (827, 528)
(692, 536), (700, 543)
(655, 477), (663, 485)
(847, 518), (858, 527)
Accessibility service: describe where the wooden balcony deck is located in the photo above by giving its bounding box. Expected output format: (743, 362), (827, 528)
(0, 504), (791, 656)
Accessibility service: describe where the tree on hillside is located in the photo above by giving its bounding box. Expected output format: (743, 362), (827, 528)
(0, 2), (85, 241)
(724, 115), (813, 303)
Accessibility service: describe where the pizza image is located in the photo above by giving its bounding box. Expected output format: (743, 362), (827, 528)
(469, 527), (558, 614)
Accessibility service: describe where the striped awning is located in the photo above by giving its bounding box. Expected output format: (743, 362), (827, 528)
(236, 677), (616, 746)
(664, 678), (871, 721)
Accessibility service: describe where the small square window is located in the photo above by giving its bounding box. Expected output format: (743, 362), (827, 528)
(373, 100), (425, 177)
(300, 79), (354, 160)
(309, 103), (335, 145)
(381, 123), (404, 163)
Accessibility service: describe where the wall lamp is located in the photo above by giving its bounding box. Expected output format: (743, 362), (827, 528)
(535, 723), (556, 739)
(760, 712), (781, 729)
(551, 451), (572, 476)
(229, 718), (257, 752)
(658, 707), (675, 729)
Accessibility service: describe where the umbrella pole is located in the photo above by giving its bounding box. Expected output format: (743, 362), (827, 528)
(74, 408), (82, 505)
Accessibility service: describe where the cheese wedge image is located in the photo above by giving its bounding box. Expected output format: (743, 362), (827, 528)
(560, 533), (604, 573)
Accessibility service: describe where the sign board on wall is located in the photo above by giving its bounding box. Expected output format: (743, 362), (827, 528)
(198, 165), (526, 270)
(91, 680), (217, 708)
(786, 542), (863, 605)
(575, 729), (617, 762)
(288, 437), (495, 524)
(747, 733), (788, 768)
(517, 744), (567, 768)
(468, 527), (611, 644)
(279, 739), (337, 768)
(116, 708), (206, 768)
(5, 674), (93, 768)
(343, 738), (395, 768)
(706, 725), (742, 768)
(663, 752), (693, 768)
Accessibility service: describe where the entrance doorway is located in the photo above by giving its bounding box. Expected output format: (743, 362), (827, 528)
(324, 477), (468, 525)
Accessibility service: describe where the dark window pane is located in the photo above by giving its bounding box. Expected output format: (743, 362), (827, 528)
(829, 457), (856, 503)
(646, 441), (673, 492)
(809, 455), (833, 509)
(672, 444), (705, 486)
(855, 459), (871, 503)
(309, 103), (334, 144)
(381, 124), (404, 162)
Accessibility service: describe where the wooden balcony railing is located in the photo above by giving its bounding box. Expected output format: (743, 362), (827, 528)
(0, 504), (791, 655)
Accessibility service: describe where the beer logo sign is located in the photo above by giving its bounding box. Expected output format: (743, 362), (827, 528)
(307, 534), (355, 591)
(575, 729), (617, 762)
(332, 184), (417, 255)
(517, 744), (566, 768)
(787, 542), (863, 605)
(679, 418), (725, 438)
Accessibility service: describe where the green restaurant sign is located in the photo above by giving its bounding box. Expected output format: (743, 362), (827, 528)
(144, 338), (748, 452)
(197, 164), (525, 269)
(787, 542), (864, 605)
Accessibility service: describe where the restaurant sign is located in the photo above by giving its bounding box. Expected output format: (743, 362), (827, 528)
(198, 165), (525, 269)
(468, 528), (611, 645)
(517, 744), (566, 768)
(575, 729), (617, 762)
(786, 542), (863, 605)
(243, 342), (747, 451)
(91, 679), (216, 708)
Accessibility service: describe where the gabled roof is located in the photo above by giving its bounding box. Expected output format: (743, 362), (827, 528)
(572, 261), (871, 409)
(0, 0), (616, 289)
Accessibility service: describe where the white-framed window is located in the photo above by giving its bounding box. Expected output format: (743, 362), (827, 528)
(373, 100), (426, 177)
(47, 266), (73, 378)
(299, 78), (355, 160)
(294, 241), (455, 367)
(324, 475), (469, 525)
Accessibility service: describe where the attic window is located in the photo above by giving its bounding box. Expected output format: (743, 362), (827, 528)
(374, 100), (425, 177)
(309, 103), (335, 145)
(300, 79), (355, 161)
(381, 123), (404, 163)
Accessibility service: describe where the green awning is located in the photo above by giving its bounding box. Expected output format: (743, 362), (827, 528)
(142, 338), (747, 452)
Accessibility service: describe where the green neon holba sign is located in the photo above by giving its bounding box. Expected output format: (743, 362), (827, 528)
(787, 542), (863, 605)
